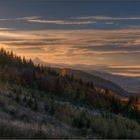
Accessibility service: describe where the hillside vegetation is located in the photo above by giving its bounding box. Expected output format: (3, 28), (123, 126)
(0, 48), (140, 138)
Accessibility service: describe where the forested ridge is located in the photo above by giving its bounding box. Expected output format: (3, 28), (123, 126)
(0, 48), (140, 138)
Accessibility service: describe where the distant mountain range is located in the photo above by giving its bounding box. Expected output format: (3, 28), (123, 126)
(58, 68), (131, 97)
(90, 71), (140, 94)
(33, 57), (136, 97)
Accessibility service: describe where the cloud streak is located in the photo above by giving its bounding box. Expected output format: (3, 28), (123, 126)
(72, 16), (140, 20)
(1, 15), (140, 29)
(0, 16), (96, 25)
(27, 19), (96, 25)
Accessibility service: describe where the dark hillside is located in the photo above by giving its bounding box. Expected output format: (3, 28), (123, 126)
(57, 68), (131, 97)
(0, 48), (119, 110)
(0, 48), (140, 138)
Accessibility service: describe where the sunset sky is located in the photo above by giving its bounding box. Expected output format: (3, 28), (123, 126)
(0, 0), (140, 77)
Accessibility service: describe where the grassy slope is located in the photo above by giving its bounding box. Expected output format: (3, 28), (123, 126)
(0, 82), (140, 139)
